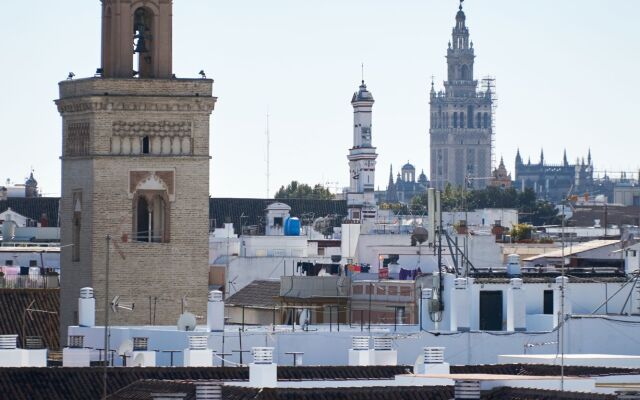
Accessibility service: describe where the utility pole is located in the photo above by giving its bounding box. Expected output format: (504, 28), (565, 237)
(102, 235), (111, 400)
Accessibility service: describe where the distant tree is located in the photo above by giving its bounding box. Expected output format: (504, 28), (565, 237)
(274, 181), (335, 200)
(410, 186), (561, 227)
(510, 223), (533, 242)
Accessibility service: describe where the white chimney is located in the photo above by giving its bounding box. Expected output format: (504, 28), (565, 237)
(453, 278), (470, 331)
(371, 337), (397, 366)
(0, 335), (21, 367)
(183, 336), (213, 367)
(506, 254), (521, 276)
(454, 379), (481, 399)
(131, 337), (156, 367)
(249, 347), (277, 388)
(418, 347), (450, 375)
(553, 276), (572, 328)
(506, 278), (525, 332)
(78, 287), (95, 327)
(195, 381), (223, 400)
(207, 290), (224, 332)
(63, 335), (91, 367)
(348, 336), (370, 366)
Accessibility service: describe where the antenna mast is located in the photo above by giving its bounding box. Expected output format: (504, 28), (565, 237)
(266, 110), (271, 198)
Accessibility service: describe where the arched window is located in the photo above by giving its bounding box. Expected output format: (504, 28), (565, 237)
(460, 112), (465, 128)
(134, 194), (168, 243)
(142, 136), (150, 154)
(460, 65), (469, 80)
(476, 113), (481, 129)
(453, 112), (458, 128)
(483, 113), (490, 128)
(133, 7), (155, 78)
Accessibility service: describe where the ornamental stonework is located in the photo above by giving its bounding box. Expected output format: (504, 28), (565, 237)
(65, 122), (90, 156)
(111, 120), (192, 156)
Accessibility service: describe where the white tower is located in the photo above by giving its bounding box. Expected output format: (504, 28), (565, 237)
(347, 81), (378, 223)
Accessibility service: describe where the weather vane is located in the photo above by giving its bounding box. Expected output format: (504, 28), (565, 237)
(460, 0), (464, 10)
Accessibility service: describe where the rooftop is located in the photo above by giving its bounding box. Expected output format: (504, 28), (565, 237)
(225, 280), (280, 309)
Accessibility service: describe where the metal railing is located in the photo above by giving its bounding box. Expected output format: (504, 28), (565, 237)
(0, 274), (59, 289)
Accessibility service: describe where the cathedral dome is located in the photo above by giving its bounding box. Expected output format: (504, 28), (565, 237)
(401, 162), (415, 171)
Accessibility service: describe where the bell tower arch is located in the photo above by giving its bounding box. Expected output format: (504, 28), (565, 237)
(101, 0), (173, 79)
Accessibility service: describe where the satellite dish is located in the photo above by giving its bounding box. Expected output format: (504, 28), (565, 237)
(117, 339), (134, 356)
(411, 227), (429, 246)
(177, 312), (197, 332)
(132, 353), (145, 367)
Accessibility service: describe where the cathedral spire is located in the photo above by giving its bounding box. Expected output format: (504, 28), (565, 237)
(563, 149), (568, 166)
(515, 148), (522, 165)
(540, 149), (545, 165)
(588, 148), (592, 165)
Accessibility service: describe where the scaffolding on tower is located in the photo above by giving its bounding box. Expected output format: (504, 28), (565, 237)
(482, 76), (497, 170)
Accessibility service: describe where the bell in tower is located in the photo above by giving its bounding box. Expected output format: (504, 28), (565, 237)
(101, 0), (173, 79)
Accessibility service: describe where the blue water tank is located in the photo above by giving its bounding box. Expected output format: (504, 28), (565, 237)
(284, 217), (301, 236)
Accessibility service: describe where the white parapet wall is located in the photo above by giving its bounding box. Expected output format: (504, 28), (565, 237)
(498, 354), (640, 369)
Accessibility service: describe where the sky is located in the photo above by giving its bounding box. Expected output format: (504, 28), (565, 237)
(1, 0), (639, 198)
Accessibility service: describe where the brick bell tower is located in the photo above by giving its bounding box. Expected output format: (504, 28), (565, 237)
(56, 0), (217, 338)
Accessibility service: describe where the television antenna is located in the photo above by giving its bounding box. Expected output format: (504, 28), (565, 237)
(265, 109), (271, 198)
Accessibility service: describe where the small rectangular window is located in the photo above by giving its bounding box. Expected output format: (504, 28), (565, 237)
(29, 260), (38, 267)
(543, 290), (554, 315)
(5, 260), (13, 266)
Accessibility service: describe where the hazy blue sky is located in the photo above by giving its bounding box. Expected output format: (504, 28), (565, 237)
(1, 1), (638, 197)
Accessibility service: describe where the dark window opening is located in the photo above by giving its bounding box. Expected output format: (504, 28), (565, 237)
(142, 136), (150, 154)
(29, 260), (37, 267)
(134, 194), (168, 243)
(543, 290), (554, 315)
(479, 290), (503, 331)
(5, 260), (13, 266)
(274, 217), (283, 227)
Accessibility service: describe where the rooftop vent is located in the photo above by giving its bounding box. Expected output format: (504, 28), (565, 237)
(208, 290), (223, 302)
(188, 336), (209, 350)
(454, 278), (467, 289)
(252, 347), (274, 364)
(0, 335), (18, 350)
(454, 379), (480, 399)
(424, 347), (445, 364)
(25, 336), (44, 350)
(373, 337), (393, 351)
(351, 336), (369, 351)
(133, 337), (149, 351)
(80, 287), (94, 299)
(68, 335), (85, 349)
(195, 381), (222, 400)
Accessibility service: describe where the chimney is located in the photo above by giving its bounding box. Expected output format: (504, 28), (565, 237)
(195, 381), (223, 400)
(63, 335), (91, 367)
(348, 336), (370, 366)
(454, 379), (481, 399)
(418, 347), (450, 375)
(506, 254), (521, 276)
(371, 337), (397, 366)
(249, 347), (277, 388)
(183, 336), (213, 367)
(207, 290), (224, 332)
(0, 335), (20, 367)
(453, 278), (470, 331)
(78, 287), (95, 327)
(131, 337), (156, 367)
(506, 278), (525, 332)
